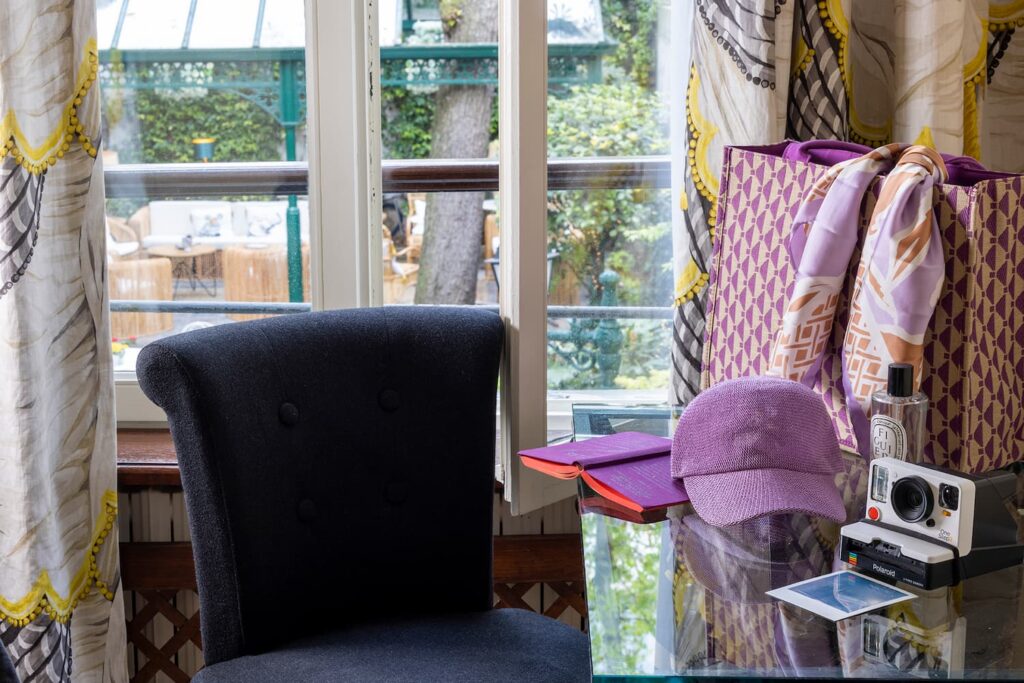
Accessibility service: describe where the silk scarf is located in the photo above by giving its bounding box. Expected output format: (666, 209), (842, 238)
(768, 144), (948, 457)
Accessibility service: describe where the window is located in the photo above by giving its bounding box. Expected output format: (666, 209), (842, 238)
(378, 1), (500, 307)
(374, 0), (677, 511)
(107, 0), (683, 514)
(545, 0), (673, 405)
(99, 0), (318, 419)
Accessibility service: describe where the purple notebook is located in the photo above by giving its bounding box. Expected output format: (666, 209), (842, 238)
(519, 432), (688, 512)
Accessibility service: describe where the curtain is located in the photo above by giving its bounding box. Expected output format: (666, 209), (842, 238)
(670, 0), (1024, 405)
(0, 1), (126, 680)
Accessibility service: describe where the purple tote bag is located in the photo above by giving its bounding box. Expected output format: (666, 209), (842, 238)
(701, 141), (1024, 474)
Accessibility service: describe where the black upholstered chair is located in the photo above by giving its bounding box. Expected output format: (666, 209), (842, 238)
(136, 307), (590, 682)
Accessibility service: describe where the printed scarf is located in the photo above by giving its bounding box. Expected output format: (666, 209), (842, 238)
(768, 144), (948, 458)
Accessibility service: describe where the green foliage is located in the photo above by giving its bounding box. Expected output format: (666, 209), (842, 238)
(600, 0), (659, 88)
(583, 515), (662, 673)
(106, 92), (284, 165)
(547, 83), (671, 304)
(382, 87), (437, 159)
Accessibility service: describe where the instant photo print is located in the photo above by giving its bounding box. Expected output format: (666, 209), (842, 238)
(766, 570), (916, 622)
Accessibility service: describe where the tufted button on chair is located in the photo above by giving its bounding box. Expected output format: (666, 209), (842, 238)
(278, 402), (300, 425)
(137, 307), (590, 682)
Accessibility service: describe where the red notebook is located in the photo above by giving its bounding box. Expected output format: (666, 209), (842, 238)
(518, 431), (688, 513)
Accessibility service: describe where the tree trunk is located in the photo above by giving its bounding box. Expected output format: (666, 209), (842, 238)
(414, 0), (498, 304)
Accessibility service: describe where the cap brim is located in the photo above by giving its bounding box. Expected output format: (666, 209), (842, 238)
(684, 467), (846, 527)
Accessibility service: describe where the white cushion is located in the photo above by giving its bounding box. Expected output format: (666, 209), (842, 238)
(142, 234), (257, 250)
(245, 205), (286, 238)
(149, 201), (234, 238)
(190, 208), (230, 237)
(145, 200), (310, 243)
(107, 236), (139, 258)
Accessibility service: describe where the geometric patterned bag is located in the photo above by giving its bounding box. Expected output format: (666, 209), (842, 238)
(702, 142), (1024, 473)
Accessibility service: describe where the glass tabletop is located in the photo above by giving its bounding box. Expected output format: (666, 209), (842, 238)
(576, 404), (1024, 681)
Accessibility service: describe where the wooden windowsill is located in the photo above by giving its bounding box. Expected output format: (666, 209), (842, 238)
(121, 533), (584, 592)
(117, 428), (507, 494)
(117, 428), (180, 488)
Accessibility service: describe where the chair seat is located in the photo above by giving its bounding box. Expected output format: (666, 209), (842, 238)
(193, 609), (591, 683)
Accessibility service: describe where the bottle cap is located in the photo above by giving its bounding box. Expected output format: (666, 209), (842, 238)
(887, 363), (914, 398)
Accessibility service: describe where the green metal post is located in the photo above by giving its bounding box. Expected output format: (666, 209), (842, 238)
(587, 55), (603, 84)
(594, 270), (623, 388)
(280, 59), (303, 303)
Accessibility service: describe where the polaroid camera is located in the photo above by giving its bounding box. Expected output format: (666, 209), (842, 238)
(840, 458), (1023, 589)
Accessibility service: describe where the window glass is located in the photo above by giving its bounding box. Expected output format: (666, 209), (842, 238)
(379, 1), (499, 305)
(98, 0), (310, 374)
(546, 0), (673, 408)
(377, 0), (674, 418)
(379, 191), (498, 306)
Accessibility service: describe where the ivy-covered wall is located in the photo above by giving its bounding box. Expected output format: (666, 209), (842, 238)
(104, 91), (289, 164)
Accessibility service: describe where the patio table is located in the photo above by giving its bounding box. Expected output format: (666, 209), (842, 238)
(147, 244), (218, 297)
(575, 404), (1024, 681)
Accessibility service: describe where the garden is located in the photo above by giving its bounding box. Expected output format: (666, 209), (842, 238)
(100, 0), (672, 392)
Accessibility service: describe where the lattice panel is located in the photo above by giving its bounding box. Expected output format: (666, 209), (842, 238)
(126, 590), (202, 683)
(125, 583), (586, 682)
(494, 582), (587, 620)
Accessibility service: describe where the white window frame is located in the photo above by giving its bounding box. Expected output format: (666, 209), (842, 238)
(113, 0), (382, 423)
(112, 0), (651, 518)
(498, 0), (574, 514)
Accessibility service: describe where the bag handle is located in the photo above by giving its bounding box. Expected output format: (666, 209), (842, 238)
(782, 139), (1008, 186)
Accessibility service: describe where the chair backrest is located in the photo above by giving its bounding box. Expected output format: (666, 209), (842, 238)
(137, 307), (504, 664)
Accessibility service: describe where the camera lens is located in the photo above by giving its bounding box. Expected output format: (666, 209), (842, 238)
(891, 476), (934, 523)
(939, 484), (959, 510)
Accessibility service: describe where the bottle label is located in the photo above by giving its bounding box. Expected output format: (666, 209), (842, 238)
(871, 414), (908, 461)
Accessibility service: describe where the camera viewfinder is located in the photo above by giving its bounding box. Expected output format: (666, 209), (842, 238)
(871, 465), (889, 503)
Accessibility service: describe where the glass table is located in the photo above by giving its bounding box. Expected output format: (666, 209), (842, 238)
(576, 404), (1024, 681)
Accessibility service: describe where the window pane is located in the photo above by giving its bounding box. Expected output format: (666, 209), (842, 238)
(546, 1), (673, 410)
(381, 191), (496, 305)
(376, 2), (677, 443)
(99, 0), (310, 375)
(105, 194), (311, 372)
(547, 187), (672, 394)
(378, 2), (499, 306)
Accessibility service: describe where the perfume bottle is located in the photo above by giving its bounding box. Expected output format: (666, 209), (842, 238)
(870, 363), (928, 462)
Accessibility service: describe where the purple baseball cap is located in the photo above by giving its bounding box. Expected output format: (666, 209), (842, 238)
(671, 376), (846, 526)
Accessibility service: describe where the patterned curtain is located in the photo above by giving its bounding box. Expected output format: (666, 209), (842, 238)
(0, 1), (126, 680)
(670, 0), (1024, 405)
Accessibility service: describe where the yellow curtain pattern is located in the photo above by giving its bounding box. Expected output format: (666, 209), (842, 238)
(670, 0), (1024, 405)
(0, 1), (126, 680)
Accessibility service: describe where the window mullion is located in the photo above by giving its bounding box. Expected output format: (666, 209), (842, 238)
(499, 0), (574, 514)
(305, 0), (382, 310)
